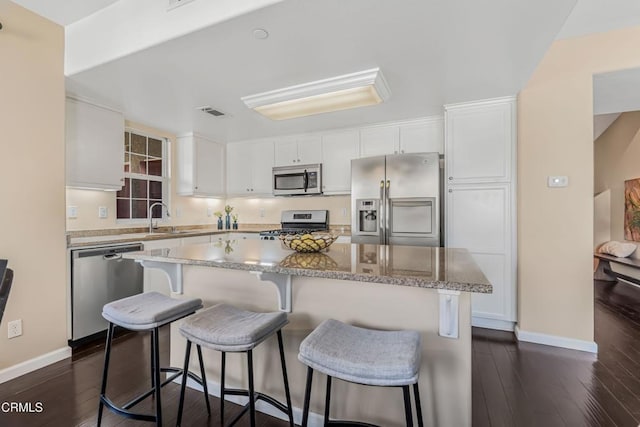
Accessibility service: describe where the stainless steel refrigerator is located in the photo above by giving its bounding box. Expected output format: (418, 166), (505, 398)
(351, 153), (440, 246)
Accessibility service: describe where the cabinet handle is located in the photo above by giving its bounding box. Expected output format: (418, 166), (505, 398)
(448, 189), (453, 193)
(448, 177), (453, 180)
(246, 188), (250, 191)
(401, 150), (405, 154)
(298, 159), (301, 162)
(251, 188), (254, 191)
(394, 150), (398, 154)
(195, 186), (198, 189)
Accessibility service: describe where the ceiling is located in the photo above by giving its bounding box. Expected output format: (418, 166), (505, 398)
(11, 0), (119, 25)
(17, 0), (640, 143)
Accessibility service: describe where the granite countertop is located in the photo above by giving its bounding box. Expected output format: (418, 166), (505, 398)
(123, 239), (492, 293)
(67, 225), (352, 248)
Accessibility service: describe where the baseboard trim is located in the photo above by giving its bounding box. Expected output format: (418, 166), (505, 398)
(0, 346), (72, 384)
(514, 326), (598, 354)
(472, 317), (515, 331)
(181, 376), (326, 427)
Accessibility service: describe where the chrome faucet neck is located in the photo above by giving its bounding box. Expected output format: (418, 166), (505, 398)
(149, 202), (170, 234)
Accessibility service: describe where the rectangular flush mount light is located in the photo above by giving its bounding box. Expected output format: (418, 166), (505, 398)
(241, 68), (390, 120)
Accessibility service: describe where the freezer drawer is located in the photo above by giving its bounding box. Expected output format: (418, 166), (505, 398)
(70, 243), (144, 345)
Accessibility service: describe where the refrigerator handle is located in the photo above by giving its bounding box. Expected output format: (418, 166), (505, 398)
(385, 180), (390, 244)
(380, 180), (385, 244)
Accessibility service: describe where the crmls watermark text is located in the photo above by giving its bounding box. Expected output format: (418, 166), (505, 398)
(1, 401), (44, 413)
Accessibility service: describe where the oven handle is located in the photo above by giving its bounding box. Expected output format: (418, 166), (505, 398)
(303, 170), (308, 192)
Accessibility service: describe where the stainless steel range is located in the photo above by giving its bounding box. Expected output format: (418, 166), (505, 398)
(259, 210), (329, 240)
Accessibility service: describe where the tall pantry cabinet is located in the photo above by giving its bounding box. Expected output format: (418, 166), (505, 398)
(444, 97), (517, 331)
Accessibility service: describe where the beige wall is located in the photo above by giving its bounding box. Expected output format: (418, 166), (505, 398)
(0, 5), (66, 369)
(594, 111), (640, 254)
(518, 27), (640, 342)
(66, 120), (226, 231)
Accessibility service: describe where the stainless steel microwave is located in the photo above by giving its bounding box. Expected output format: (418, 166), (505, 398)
(272, 163), (322, 196)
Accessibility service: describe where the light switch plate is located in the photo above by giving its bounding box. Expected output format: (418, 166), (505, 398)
(547, 176), (569, 188)
(206, 207), (213, 217)
(67, 206), (78, 219)
(259, 208), (265, 218)
(98, 206), (108, 218)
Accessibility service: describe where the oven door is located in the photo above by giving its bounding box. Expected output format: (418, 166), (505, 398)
(273, 164), (322, 196)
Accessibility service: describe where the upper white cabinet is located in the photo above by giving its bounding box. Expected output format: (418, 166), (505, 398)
(274, 135), (322, 166)
(227, 140), (274, 196)
(445, 97), (515, 184)
(176, 133), (225, 197)
(360, 125), (399, 157)
(399, 118), (444, 154)
(360, 118), (444, 158)
(321, 130), (360, 194)
(65, 98), (124, 190)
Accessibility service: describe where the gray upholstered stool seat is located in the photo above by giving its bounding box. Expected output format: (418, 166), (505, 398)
(97, 292), (205, 427)
(102, 291), (203, 330)
(177, 303), (294, 427)
(299, 319), (421, 386)
(299, 319), (424, 427)
(179, 303), (288, 352)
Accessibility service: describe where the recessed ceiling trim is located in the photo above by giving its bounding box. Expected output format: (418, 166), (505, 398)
(241, 67), (390, 119)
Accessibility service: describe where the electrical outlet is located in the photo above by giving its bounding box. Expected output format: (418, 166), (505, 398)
(341, 207), (348, 217)
(8, 319), (22, 339)
(67, 206), (78, 219)
(207, 207), (213, 217)
(98, 206), (108, 218)
(175, 207), (182, 218)
(259, 208), (265, 218)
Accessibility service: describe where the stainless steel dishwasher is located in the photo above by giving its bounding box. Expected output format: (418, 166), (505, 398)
(70, 243), (144, 346)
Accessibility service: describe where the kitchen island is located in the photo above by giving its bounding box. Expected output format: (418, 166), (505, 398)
(124, 239), (491, 427)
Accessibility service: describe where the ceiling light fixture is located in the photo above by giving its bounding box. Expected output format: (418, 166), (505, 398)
(241, 68), (390, 120)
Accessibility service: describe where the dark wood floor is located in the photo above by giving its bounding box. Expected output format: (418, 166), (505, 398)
(2, 280), (640, 426)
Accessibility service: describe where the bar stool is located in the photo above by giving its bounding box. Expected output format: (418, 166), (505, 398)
(97, 291), (206, 426)
(176, 303), (295, 427)
(298, 319), (424, 427)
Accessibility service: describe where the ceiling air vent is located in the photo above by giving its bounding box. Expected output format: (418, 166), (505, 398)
(197, 106), (225, 117)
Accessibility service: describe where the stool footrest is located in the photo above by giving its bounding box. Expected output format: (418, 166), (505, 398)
(224, 387), (290, 426)
(100, 395), (157, 423)
(327, 422), (380, 427)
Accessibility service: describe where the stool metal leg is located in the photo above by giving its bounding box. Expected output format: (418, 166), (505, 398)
(97, 322), (115, 427)
(324, 375), (332, 427)
(152, 327), (163, 427)
(220, 351), (226, 425)
(301, 367), (314, 427)
(247, 350), (256, 427)
(150, 333), (155, 389)
(176, 340), (192, 427)
(413, 383), (423, 427)
(196, 344), (211, 415)
(402, 385), (414, 427)
(276, 330), (294, 427)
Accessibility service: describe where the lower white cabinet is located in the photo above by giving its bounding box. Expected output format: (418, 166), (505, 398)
(446, 183), (515, 330)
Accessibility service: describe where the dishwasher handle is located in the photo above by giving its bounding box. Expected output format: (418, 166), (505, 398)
(103, 253), (122, 261)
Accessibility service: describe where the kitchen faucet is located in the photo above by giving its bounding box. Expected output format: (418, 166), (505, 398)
(149, 202), (170, 233)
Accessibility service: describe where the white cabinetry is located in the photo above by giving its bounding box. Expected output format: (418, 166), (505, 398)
(444, 97), (516, 331)
(227, 140), (274, 196)
(399, 118), (444, 154)
(360, 118), (444, 158)
(65, 98), (124, 190)
(360, 125), (399, 157)
(177, 133), (225, 197)
(445, 99), (514, 184)
(321, 130), (360, 194)
(274, 135), (322, 166)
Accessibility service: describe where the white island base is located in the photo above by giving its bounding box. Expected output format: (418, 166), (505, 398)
(168, 266), (472, 427)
